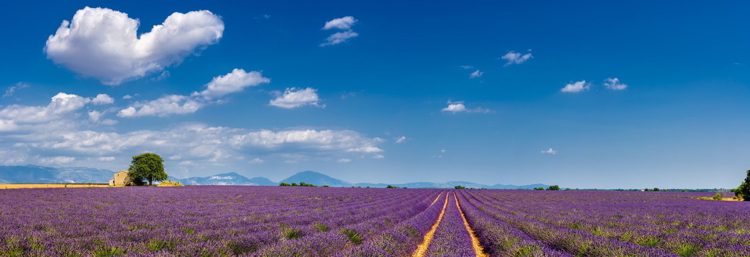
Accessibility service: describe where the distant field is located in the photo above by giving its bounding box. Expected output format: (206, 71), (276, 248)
(0, 183), (109, 189)
(0, 187), (747, 256)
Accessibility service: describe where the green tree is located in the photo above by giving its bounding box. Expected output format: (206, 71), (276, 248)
(735, 170), (750, 201)
(547, 185), (560, 191)
(128, 153), (167, 186)
(454, 185), (466, 189)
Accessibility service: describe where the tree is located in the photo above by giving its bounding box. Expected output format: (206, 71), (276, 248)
(735, 170), (750, 201)
(454, 185), (466, 189)
(547, 185), (560, 191)
(128, 153), (167, 186)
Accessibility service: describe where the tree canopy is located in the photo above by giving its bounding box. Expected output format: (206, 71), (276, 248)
(735, 170), (750, 201)
(128, 153), (168, 186)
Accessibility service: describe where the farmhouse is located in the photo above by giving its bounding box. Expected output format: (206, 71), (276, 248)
(108, 170), (131, 186)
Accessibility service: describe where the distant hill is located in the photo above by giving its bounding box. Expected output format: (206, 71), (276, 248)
(0, 165), (549, 189)
(0, 165), (114, 183)
(280, 170), (351, 187)
(178, 172), (275, 186)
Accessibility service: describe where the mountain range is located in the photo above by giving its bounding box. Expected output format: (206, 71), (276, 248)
(0, 165), (548, 189)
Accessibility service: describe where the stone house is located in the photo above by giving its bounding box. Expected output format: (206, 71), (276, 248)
(109, 170), (131, 186)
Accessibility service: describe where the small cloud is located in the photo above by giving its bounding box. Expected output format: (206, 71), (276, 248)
(337, 158), (351, 163)
(541, 148), (557, 155)
(249, 157), (264, 164)
(321, 30), (358, 46)
(501, 50), (533, 66)
(122, 95), (133, 100)
(604, 77), (627, 91)
(561, 80), (590, 93)
(91, 94), (114, 105)
(395, 136), (407, 144)
(269, 87), (322, 109)
(3, 82), (30, 97)
(441, 101), (491, 113)
(469, 70), (483, 79)
(323, 16), (357, 30)
(435, 149), (447, 159)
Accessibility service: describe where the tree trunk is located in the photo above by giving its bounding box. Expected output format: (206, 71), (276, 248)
(148, 178), (153, 186)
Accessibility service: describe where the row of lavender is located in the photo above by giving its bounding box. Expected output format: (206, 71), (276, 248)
(458, 190), (750, 257)
(0, 186), (444, 256)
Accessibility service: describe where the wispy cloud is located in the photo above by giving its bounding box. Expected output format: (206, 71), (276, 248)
(3, 82), (30, 97)
(469, 70), (483, 79)
(441, 101), (491, 113)
(501, 50), (533, 66)
(541, 148), (557, 155)
(604, 77), (627, 91)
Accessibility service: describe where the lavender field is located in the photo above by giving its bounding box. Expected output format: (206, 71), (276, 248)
(0, 187), (748, 256)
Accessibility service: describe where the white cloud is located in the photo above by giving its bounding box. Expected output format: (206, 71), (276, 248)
(230, 129), (382, 154)
(469, 70), (483, 79)
(604, 77), (627, 91)
(122, 95), (133, 100)
(45, 7), (224, 85)
(269, 88), (322, 109)
(91, 94), (114, 105)
(118, 95), (202, 117)
(40, 156), (76, 165)
(323, 16), (357, 30)
(501, 50), (533, 66)
(3, 82), (30, 98)
(194, 69), (270, 100)
(337, 158), (351, 163)
(119, 69), (268, 117)
(561, 80), (590, 93)
(441, 101), (490, 113)
(541, 148), (557, 155)
(321, 16), (358, 46)
(395, 136), (407, 144)
(0, 92), (90, 129)
(321, 31), (359, 46)
(442, 102), (467, 113)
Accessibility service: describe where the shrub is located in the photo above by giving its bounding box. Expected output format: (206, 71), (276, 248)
(533, 187), (545, 190)
(157, 181), (182, 187)
(386, 185), (399, 189)
(93, 246), (125, 257)
(340, 228), (363, 245)
(147, 239), (174, 252)
(279, 182), (290, 187)
(454, 185), (466, 189)
(281, 227), (302, 240)
(712, 192), (723, 201)
(547, 185), (560, 191)
(314, 223), (329, 232)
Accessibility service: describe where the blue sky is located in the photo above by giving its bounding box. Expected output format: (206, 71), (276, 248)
(0, 1), (748, 188)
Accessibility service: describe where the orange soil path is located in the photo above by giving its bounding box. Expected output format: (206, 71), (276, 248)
(412, 191), (449, 257)
(455, 192), (489, 257)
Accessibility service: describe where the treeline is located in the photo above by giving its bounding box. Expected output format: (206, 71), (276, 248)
(279, 182), (328, 187)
